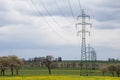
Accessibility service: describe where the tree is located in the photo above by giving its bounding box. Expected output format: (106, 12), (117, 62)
(58, 57), (62, 62)
(42, 55), (54, 75)
(0, 57), (9, 76)
(100, 66), (107, 76)
(8, 55), (24, 75)
(0, 55), (23, 76)
(107, 64), (116, 77)
(115, 65), (120, 77)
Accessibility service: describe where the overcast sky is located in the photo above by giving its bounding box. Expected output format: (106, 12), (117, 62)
(0, 0), (120, 60)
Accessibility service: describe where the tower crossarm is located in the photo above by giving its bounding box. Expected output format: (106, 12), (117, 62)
(77, 9), (90, 20)
(77, 15), (90, 20)
(77, 31), (90, 36)
(76, 23), (92, 29)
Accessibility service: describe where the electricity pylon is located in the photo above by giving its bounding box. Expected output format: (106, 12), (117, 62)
(76, 9), (92, 76)
(90, 48), (97, 70)
(87, 45), (97, 74)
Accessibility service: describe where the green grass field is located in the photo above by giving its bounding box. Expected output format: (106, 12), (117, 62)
(1, 67), (120, 80)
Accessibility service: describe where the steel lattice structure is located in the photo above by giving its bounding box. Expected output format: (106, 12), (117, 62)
(76, 9), (92, 76)
(88, 45), (97, 71)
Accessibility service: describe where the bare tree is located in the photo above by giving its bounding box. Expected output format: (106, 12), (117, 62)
(42, 55), (54, 75)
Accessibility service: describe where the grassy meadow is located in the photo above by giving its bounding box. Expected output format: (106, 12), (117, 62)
(0, 67), (120, 80)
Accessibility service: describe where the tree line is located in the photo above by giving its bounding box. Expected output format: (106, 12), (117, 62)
(0, 55), (60, 76)
(0, 55), (23, 76)
(100, 64), (120, 77)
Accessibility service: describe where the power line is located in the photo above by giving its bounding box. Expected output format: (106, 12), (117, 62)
(38, 0), (60, 26)
(78, 0), (82, 12)
(36, 0), (75, 42)
(68, 0), (79, 45)
(68, 0), (76, 23)
(55, 0), (72, 23)
(30, 0), (70, 42)
(67, 0), (82, 50)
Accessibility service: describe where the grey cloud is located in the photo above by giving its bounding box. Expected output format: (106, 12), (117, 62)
(100, 0), (120, 8)
(0, 11), (32, 26)
(0, 0), (120, 60)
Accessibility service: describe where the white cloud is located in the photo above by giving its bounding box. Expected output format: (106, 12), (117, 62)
(91, 28), (120, 49)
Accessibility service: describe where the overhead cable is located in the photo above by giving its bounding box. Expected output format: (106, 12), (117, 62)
(30, 0), (70, 42)
(68, 0), (76, 23)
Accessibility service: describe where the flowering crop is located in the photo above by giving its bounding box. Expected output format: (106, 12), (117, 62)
(0, 76), (120, 80)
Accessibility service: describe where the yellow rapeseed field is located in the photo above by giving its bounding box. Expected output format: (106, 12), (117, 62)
(0, 76), (120, 80)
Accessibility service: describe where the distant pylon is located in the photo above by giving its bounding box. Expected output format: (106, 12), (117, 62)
(87, 45), (97, 73)
(76, 9), (92, 76)
(90, 48), (97, 70)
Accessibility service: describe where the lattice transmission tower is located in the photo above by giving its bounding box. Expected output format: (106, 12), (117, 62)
(76, 9), (92, 76)
(88, 45), (97, 73)
(90, 47), (97, 70)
